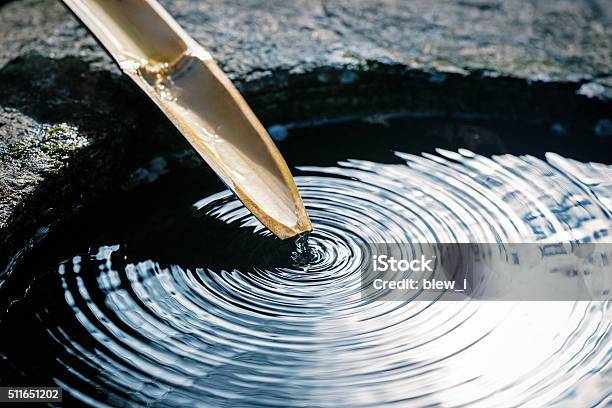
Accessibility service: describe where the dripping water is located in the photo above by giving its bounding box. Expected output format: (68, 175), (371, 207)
(292, 232), (314, 264)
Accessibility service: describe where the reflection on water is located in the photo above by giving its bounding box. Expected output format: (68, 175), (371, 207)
(0, 122), (611, 406)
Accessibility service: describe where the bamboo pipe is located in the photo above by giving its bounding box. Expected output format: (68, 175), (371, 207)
(61, 0), (312, 239)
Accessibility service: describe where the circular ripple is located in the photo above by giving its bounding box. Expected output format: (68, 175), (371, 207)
(15, 150), (612, 406)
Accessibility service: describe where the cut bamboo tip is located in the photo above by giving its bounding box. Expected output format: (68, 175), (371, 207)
(61, 0), (312, 239)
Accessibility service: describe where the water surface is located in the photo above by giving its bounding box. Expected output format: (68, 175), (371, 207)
(0, 116), (610, 406)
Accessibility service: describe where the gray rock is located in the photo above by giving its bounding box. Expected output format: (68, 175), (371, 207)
(0, 0), (610, 267)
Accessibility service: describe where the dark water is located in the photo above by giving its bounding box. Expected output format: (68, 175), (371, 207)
(1, 116), (611, 406)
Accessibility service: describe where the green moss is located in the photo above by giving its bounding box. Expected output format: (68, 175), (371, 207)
(8, 138), (39, 159)
(8, 123), (89, 170)
(342, 51), (379, 70)
(342, 51), (361, 60)
(46, 125), (68, 137)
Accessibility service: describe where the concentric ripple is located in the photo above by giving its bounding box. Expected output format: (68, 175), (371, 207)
(4, 149), (612, 407)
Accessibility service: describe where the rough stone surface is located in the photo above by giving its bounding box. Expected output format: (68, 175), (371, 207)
(0, 0), (611, 267)
(4, 0), (610, 82)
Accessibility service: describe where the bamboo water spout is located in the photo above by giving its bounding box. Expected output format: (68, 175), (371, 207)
(61, 0), (312, 239)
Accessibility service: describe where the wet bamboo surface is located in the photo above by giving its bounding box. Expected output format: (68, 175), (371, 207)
(61, 0), (312, 239)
